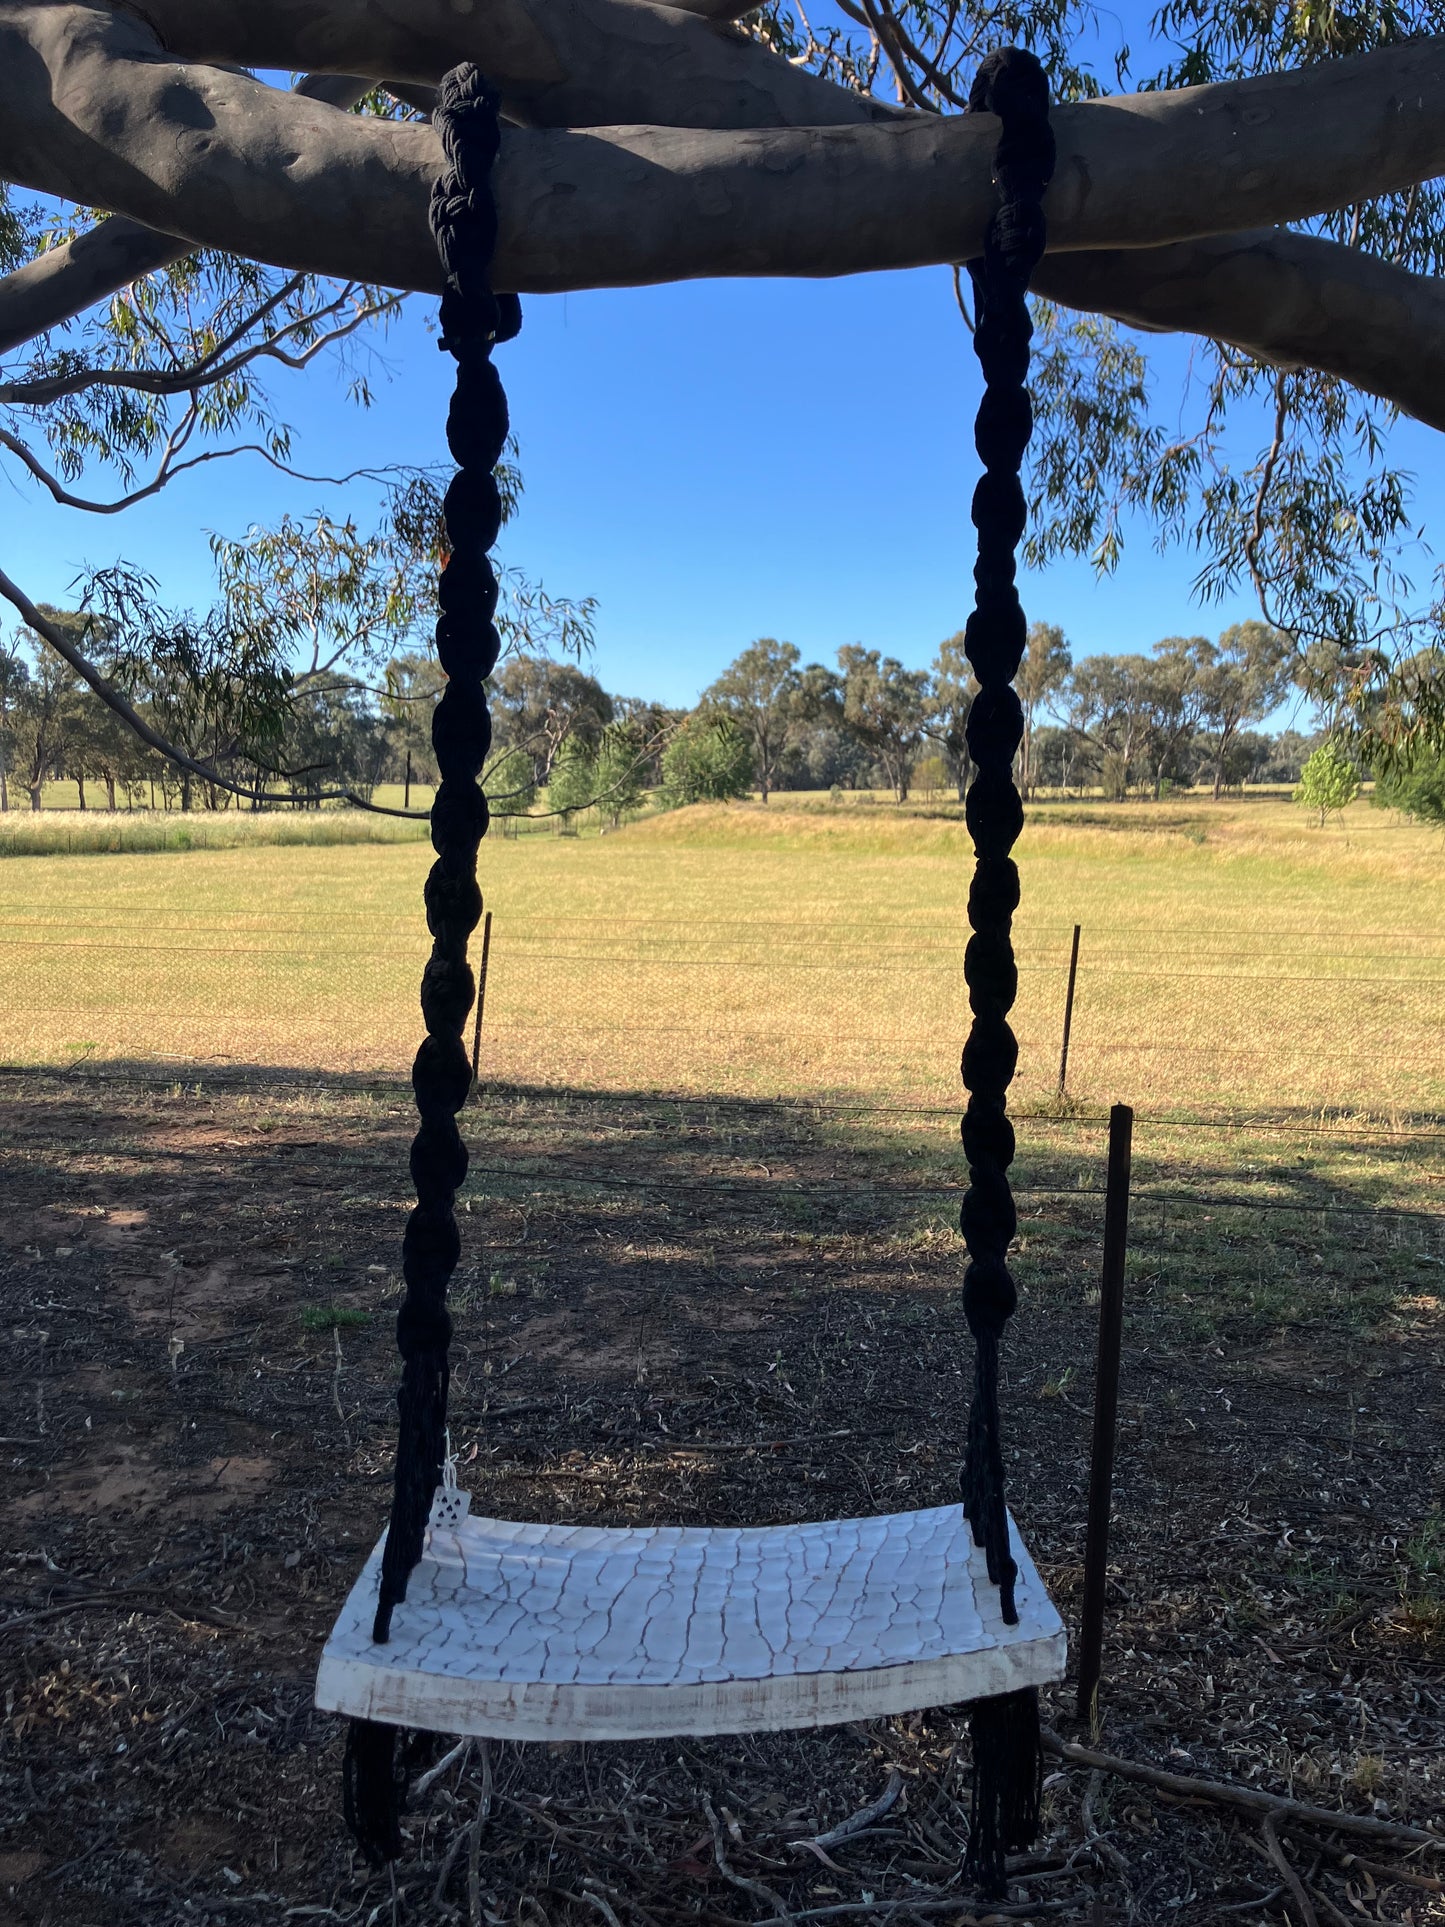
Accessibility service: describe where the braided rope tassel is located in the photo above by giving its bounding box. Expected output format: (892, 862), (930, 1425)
(958, 45), (1054, 1622)
(343, 64), (518, 1867)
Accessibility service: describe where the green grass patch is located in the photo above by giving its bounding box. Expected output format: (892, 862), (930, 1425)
(299, 1304), (371, 1332)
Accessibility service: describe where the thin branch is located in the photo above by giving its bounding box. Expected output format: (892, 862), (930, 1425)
(1259, 1815), (1319, 1927)
(1243, 371), (1291, 623)
(1, 280), (399, 409)
(871, 0), (970, 109)
(0, 560), (417, 815)
(703, 1797), (794, 1923)
(950, 263), (975, 331)
(854, 0), (936, 112)
(0, 421), (412, 516)
(1042, 1732), (1445, 1853)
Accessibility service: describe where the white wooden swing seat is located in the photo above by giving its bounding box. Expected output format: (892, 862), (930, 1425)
(315, 1504), (1065, 1741)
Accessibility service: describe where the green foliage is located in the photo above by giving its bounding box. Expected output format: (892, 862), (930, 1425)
(1294, 740), (1361, 826)
(1194, 621), (1295, 800)
(300, 1304), (370, 1332)
(1016, 621), (1073, 798)
(543, 738), (598, 820)
(1373, 741), (1445, 827)
(922, 633), (975, 801)
(661, 717), (755, 806)
(701, 639), (801, 802)
(589, 725), (650, 827)
(543, 722), (650, 827)
(492, 658), (613, 780)
(837, 646), (930, 802)
(486, 744), (538, 815)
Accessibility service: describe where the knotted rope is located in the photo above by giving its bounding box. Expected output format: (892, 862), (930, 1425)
(343, 62), (518, 1864)
(957, 44), (1055, 1900)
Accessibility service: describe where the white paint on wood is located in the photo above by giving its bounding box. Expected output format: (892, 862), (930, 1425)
(315, 1505), (1065, 1741)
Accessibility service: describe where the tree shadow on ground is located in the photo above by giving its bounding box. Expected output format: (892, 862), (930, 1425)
(0, 1070), (1441, 1925)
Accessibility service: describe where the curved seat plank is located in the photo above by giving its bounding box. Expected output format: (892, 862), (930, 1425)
(316, 1504), (1065, 1741)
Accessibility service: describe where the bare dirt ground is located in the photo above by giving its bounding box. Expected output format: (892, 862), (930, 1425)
(1, 1071), (1442, 1927)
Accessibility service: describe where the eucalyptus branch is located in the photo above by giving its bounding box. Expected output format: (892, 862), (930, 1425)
(0, 279), (398, 409)
(1242, 372), (1292, 627)
(0, 559), (420, 815)
(854, 0), (936, 111)
(0, 420), (413, 516)
(869, 0), (969, 109)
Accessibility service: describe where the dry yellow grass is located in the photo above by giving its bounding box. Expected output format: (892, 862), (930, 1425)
(0, 793), (1439, 1116)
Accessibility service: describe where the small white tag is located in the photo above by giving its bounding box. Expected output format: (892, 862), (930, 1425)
(427, 1427), (471, 1532)
(429, 1484), (471, 1531)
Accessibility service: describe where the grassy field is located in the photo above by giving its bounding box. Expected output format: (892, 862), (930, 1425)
(2, 791), (1442, 1923)
(0, 792), (1440, 1115)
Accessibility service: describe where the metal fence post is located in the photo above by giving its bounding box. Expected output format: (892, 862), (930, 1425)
(1058, 922), (1081, 1096)
(1077, 1100), (1133, 1726)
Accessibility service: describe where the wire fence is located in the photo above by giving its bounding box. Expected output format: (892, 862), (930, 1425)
(3, 908), (1442, 1117)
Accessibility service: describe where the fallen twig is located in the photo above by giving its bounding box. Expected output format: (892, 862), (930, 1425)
(1259, 1814), (1318, 1927)
(467, 1743), (494, 1927)
(579, 1890), (625, 1927)
(791, 1768), (904, 1867)
(783, 1902), (1071, 1922)
(704, 1797), (793, 1924)
(1042, 1730), (1445, 1852)
(413, 1736), (471, 1800)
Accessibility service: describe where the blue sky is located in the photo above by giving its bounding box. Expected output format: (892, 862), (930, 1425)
(6, 177), (1443, 722)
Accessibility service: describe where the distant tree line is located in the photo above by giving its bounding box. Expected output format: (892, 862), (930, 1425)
(692, 624), (1319, 805)
(7, 593), (1442, 828)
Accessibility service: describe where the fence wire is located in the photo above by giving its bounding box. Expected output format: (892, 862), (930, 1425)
(3, 910), (1442, 1117)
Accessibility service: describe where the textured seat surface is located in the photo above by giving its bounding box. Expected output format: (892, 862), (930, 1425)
(316, 1504), (1065, 1740)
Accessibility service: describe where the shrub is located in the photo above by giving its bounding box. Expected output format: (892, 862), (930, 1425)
(1294, 741), (1360, 826)
(660, 718), (754, 806)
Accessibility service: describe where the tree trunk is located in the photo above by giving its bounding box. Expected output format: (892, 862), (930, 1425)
(76, 772), (86, 811)
(105, 774), (116, 811)
(28, 783), (41, 811)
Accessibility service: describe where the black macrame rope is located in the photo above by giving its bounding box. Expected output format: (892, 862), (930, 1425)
(958, 40), (1054, 1625)
(957, 45), (1055, 1903)
(343, 62), (519, 1867)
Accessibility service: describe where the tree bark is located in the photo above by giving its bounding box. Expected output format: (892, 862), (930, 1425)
(4, 5), (1445, 427)
(1034, 229), (1445, 431)
(2, 4), (1445, 425)
(7, 8), (1445, 293)
(118, 0), (893, 133)
(0, 73), (373, 357)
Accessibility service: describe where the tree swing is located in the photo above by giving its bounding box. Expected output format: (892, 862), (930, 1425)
(316, 49), (1065, 1899)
